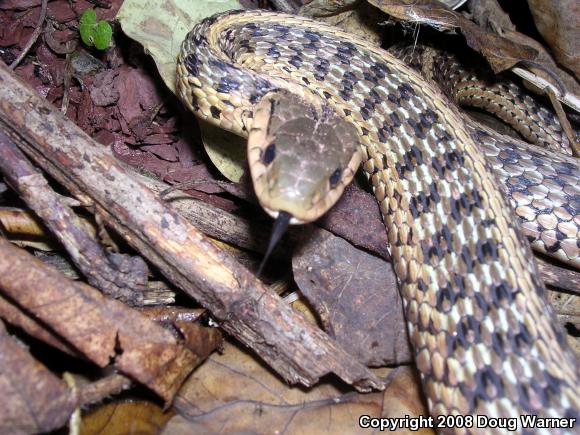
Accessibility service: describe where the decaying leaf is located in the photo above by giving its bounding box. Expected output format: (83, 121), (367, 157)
(320, 185), (391, 261)
(0, 320), (76, 434)
(293, 228), (412, 366)
(81, 400), (174, 435)
(166, 340), (430, 434)
(0, 294), (80, 357)
(527, 0), (579, 77)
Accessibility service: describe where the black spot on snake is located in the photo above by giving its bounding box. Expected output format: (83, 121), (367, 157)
(289, 55), (302, 68)
(424, 108), (439, 123)
(407, 118), (426, 139)
(363, 71), (377, 84)
(431, 158), (445, 178)
(490, 332), (506, 358)
(452, 273), (466, 296)
(436, 285), (456, 313)
(450, 198), (463, 223)
(377, 124), (392, 142)
(477, 239), (499, 262)
(343, 70), (357, 83)
(370, 62), (391, 78)
(458, 315), (481, 345)
(514, 323), (533, 348)
(444, 150), (464, 170)
(262, 143), (276, 165)
(398, 83), (414, 100)
(339, 80), (354, 100)
(390, 112), (402, 128)
(461, 245), (474, 273)
(472, 189), (484, 209)
(210, 106), (221, 119)
(387, 93), (398, 105)
(184, 53), (201, 76)
(334, 50), (350, 64)
(369, 89), (381, 103)
(491, 281), (513, 305)
(267, 46), (280, 58)
(437, 129), (453, 142)
(429, 182), (441, 204)
(329, 168), (342, 187)
(473, 366), (504, 401)
(409, 197), (420, 219)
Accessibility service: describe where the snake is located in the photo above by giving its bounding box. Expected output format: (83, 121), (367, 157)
(176, 9), (579, 432)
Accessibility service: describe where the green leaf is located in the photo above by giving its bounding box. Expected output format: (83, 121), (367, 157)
(79, 8), (112, 50)
(79, 8), (97, 26)
(79, 9), (97, 46)
(93, 21), (113, 50)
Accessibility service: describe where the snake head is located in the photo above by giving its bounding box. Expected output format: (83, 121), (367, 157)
(248, 91), (362, 225)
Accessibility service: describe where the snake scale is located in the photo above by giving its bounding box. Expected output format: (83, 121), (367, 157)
(176, 9), (579, 432)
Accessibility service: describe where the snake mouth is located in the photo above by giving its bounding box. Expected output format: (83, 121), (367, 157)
(263, 207), (308, 225)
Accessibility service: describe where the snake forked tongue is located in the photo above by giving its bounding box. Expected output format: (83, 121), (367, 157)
(258, 211), (292, 275)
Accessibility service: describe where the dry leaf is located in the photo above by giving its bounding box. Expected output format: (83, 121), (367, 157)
(166, 340), (431, 435)
(293, 228), (412, 366)
(527, 0), (580, 77)
(81, 400), (174, 435)
(0, 320), (75, 433)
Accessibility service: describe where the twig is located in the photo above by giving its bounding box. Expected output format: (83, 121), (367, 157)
(78, 373), (133, 406)
(545, 86), (579, 157)
(0, 130), (151, 305)
(9, 0), (48, 70)
(536, 256), (580, 295)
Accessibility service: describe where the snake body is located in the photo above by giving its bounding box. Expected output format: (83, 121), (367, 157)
(177, 10), (579, 431)
(392, 44), (575, 157)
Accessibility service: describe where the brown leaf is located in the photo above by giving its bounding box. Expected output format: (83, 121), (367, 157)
(168, 340), (430, 434)
(140, 306), (224, 359)
(527, 0), (579, 77)
(293, 228), (412, 366)
(321, 184), (390, 261)
(0, 294), (80, 356)
(0, 320), (75, 433)
(81, 400), (174, 435)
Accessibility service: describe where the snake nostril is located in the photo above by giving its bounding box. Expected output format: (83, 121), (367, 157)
(262, 143), (276, 165)
(329, 167), (342, 187)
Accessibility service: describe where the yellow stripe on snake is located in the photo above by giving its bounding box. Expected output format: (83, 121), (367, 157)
(176, 9), (579, 433)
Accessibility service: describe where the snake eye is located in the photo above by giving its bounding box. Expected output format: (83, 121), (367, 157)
(262, 143), (276, 165)
(329, 168), (342, 187)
